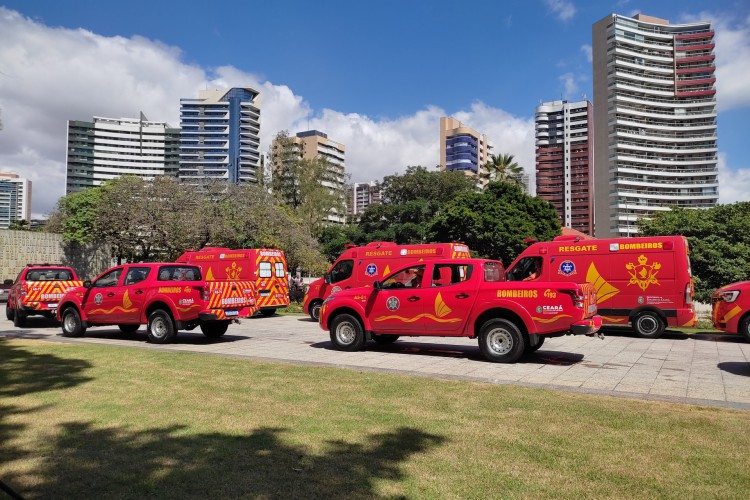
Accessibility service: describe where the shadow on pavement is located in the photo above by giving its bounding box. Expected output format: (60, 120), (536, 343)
(717, 361), (750, 377)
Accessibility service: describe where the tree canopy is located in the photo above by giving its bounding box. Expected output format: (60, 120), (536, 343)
(638, 203), (750, 302)
(47, 176), (329, 274)
(429, 182), (561, 265)
(480, 153), (524, 186)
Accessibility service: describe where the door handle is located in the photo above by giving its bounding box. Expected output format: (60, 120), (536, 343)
(135, 290), (144, 295)
(455, 293), (470, 299)
(407, 296), (420, 302)
(107, 292), (115, 297)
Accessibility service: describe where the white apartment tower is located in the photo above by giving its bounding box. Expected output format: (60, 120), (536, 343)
(348, 181), (382, 217)
(66, 115), (180, 194)
(179, 88), (262, 184)
(0, 173), (31, 228)
(592, 13), (718, 237)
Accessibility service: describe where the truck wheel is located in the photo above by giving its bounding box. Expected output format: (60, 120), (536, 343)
(13, 308), (26, 328)
(118, 324), (139, 334)
(525, 336), (545, 353)
(633, 311), (665, 339)
(200, 321), (230, 338)
(478, 318), (525, 363)
(309, 301), (323, 321)
(147, 309), (176, 344)
(260, 308), (277, 317)
(5, 302), (13, 320)
(372, 334), (399, 344)
(739, 316), (750, 338)
(61, 307), (86, 337)
(329, 314), (365, 351)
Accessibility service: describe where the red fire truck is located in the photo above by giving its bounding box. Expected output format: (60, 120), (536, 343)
(506, 235), (695, 338)
(304, 241), (471, 321)
(177, 247), (290, 316)
(6, 264), (82, 327)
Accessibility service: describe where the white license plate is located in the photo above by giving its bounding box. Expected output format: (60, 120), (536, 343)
(225, 310), (239, 317)
(260, 291), (270, 297)
(48, 303), (58, 309)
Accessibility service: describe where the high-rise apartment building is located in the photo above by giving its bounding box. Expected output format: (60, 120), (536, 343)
(272, 130), (347, 224)
(0, 173), (31, 228)
(535, 99), (593, 235)
(347, 181), (382, 217)
(66, 115), (180, 194)
(439, 117), (491, 177)
(178, 88), (261, 185)
(592, 13), (718, 237)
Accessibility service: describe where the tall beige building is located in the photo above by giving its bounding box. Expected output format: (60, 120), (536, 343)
(272, 130), (347, 224)
(439, 117), (491, 179)
(592, 13), (718, 237)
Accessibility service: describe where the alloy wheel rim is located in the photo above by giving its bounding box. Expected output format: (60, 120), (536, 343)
(488, 328), (513, 355)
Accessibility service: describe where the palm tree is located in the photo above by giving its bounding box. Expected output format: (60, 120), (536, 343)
(480, 153), (524, 185)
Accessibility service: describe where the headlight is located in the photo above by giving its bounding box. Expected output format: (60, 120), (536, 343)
(720, 290), (740, 303)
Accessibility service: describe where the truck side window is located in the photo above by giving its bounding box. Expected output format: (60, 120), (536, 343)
(330, 259), (354, 284)
(382, 265), (425, 289)
(259, 262), (272, 278)
(93, 269), (123, 288)
(432, 264), (474, 286)
(124, 267), (150, 286)
(507, 257), (542, 282)
(484, 262), (504, 282)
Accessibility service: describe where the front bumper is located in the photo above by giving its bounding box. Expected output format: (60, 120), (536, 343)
(571, 315), (603, 336)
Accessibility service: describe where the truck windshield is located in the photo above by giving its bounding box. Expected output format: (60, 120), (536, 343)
(506, 257), (542, 282)
(329, 259), (354, 284)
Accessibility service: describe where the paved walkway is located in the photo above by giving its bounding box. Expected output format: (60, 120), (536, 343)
(2, 314), (749, 410)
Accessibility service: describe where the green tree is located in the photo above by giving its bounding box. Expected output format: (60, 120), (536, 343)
(380, 166), (475, 205)
(638, 203), (750, 302)
(47, 187), (103, 245)
(429, 182), (561, 265)
(8, 219), (32, 231)
(480, 153), (524, 185)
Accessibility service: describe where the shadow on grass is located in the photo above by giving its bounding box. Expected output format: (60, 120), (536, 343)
(8, 423), (444, 499)
(1, 340), (95, 498)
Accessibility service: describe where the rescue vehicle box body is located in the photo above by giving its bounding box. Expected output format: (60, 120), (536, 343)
(177, 247), (290, 315)
(303, 241), (471, 321)
(319, 258), (602, 363)
(505, 235), (695, 338)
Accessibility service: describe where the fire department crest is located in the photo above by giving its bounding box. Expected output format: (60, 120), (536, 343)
(94, 293), (103, 305)
(626, 254), (661, 292)
(225, 262), (242, 280)
(386, 296), (400, 311)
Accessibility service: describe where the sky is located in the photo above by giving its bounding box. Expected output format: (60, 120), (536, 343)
(1, 0), (749, 218)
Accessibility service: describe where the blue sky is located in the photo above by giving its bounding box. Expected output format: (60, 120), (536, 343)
(1, 0), (749, 216)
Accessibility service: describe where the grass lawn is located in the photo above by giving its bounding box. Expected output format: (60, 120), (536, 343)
(1, 339), (749, 499)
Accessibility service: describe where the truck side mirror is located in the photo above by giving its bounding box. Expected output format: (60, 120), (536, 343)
(83, 280), (92, 288)
(324, 273), (331, 285)
(373, 280), (382, 290)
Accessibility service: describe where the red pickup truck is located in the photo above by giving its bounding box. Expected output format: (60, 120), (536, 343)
(319, 258), (601, 363)
(711, 281), (750, 338)
(6, 264), (82, 327)
(56, 262), (258, 343)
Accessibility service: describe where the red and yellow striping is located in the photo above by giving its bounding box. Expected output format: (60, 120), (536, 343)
(205, 280), (258, 312)
(22, 280), (82, 309)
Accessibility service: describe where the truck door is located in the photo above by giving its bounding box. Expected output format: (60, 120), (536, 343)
(418, 263), (477, 335)
(120, 266), (152, 323)
(370, 264), (426, 333)
(327, 259), (355, 294)
(84, 267), (126, 323)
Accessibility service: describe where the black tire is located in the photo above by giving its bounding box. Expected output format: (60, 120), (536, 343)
(372, 334), (399, 344)
(329, 313), (365, 351)
(5, 303), (13, 321)
(13, 308), (26, 328)
(739, 315), (750, 338)
(147, 309), (176, 344)
(260, 308), (277, 317)
(309, 301), (323, 322)
(525, 336), (545, 353)
(633, 311), (665, 339)
(61, 307), (86, 337)
(478, 318), (525, 363)
(200, 321), (230, 338)
(118, 324), (140, 334)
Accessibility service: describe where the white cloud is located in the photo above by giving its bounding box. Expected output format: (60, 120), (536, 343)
(580, 44), (592, 63)
(0, 7), (535, 217)
(558, 73), (579, 99)
(544, 0), (576, 22)
(718, 152), (750, 203)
